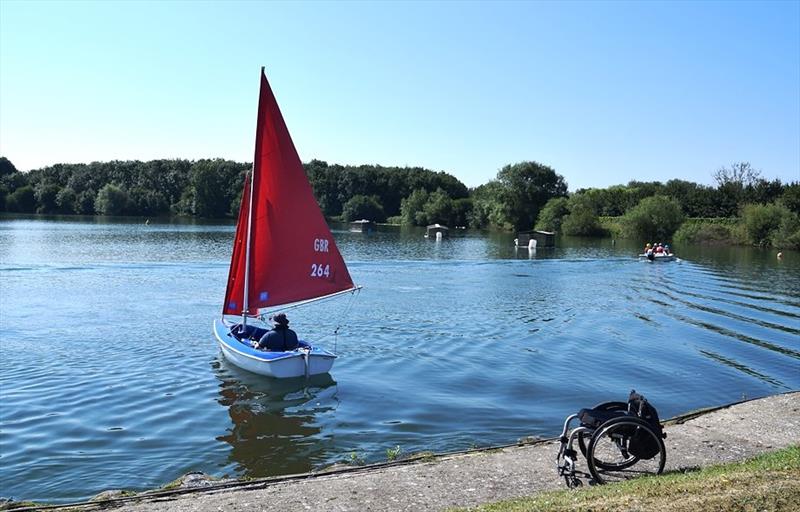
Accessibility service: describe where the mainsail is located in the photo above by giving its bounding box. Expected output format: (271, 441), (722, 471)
(223, 69), (355, 316)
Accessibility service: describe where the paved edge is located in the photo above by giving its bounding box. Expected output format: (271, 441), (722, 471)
(6, 390), (799, 512)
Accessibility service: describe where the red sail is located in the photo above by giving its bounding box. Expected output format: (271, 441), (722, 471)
(223, 70), (355, 316)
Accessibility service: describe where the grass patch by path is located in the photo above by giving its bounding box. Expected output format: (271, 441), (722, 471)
(465, 445), (800, 512)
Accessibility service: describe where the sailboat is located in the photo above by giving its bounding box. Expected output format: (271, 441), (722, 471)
(213, 68), (360, 378)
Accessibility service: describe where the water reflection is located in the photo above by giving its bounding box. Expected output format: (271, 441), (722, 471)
(213, 359), (338, 477)
(2, 215), (799, 503)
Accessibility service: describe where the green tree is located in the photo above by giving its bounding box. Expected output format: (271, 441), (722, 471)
(561, 194), (603, 236)
(713, 161), (762, 188)
(740, 203), (787, 247)
(75, 189), (96, 214)
(451, 198), (473, 228)
(779, 182), (800, 215)
(55, 187), (77, 214)
(400, 189), (430, 226)
(94, 184), (129, 216)
(341, 195), (386, 222)
(422, 188), (454, 226)
(34, 183), (61, 214)
(621, 195), (685, 240)
(469, 181), (505, 228)
(535, 197), (570, 232)
(191, 160), (232, 218)
(6, 185), (36, 213)
(494, 161), (568, 230)
(0, 156), (18, 177)
(128, 187), (168, 216)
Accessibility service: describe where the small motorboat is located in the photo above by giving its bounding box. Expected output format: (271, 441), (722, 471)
(639, 253), (676, 262)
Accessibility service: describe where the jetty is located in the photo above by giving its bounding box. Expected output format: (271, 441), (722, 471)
(6, 392), (798, 512)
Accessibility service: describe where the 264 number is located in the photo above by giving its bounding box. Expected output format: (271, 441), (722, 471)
(310, 264), (330, 278)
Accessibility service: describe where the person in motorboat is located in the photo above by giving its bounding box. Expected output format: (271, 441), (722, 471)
(664, 244), (671, 255)
(643, 242), (652, 255)
(254, 313), (299, 351)
(655, 243), (665, 254)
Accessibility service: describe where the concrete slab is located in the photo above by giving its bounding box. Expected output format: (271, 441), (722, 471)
(7, 392), (799, 512)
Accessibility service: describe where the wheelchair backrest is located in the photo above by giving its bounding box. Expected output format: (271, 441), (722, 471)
(627, 390), (665, 459)
(628, 390), (662, 432)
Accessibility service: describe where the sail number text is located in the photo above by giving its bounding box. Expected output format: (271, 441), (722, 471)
(314, 239), (329, 252)
(311, 240), (331, 278)
(310, 263), (330, 278)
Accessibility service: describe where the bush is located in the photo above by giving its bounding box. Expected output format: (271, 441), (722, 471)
(5, 185), (36, 213)
(421, 189), (454, 226)
(341, 194), (386, 222)
(561, 195), (604, 236)
(535, 197), (570, 232)
(740, 203), (784, 246)
(774, 213), (800, 249)
(674, 221), (735, 245)
(34, 183), (61, 214)
(75, 189), (96, 214)
(779, 182), (800, 215)
(95, 184), (129, 216)
(400, 189), (429, 226)
(620, 195), (685, 240)
(55, 187), (77, 214)
(740, 203), (800, 248)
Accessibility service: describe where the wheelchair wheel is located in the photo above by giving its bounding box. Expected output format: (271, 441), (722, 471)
(587, 416), (666, 484)
(577, 401), (628, 461)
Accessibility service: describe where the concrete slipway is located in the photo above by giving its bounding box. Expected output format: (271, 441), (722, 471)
(5, 392), (799, 512)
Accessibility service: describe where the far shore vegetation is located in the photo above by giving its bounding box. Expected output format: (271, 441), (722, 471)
(1, 156), (798, 249)
(467, 444), (800, 512)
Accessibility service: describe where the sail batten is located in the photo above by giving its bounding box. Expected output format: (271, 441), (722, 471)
(222, 70), (355, 316)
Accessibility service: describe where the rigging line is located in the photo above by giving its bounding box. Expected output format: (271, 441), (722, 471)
(313, 286), (361, 346)
(333, 286), (361, 353)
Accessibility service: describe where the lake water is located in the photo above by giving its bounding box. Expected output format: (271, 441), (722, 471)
(1, 216), (798, 503)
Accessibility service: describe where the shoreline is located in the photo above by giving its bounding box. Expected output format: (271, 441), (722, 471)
(5, 391), (798, 511)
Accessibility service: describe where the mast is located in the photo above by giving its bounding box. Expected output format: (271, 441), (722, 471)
(241, 66), (264, 329)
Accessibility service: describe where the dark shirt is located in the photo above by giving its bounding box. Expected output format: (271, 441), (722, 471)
(257, 326), (299, 351)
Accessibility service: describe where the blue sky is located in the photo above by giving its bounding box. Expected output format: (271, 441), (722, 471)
(1, 0), (798, 190)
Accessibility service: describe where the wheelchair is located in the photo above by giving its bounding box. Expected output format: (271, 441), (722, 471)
(556, 390), (667, 487)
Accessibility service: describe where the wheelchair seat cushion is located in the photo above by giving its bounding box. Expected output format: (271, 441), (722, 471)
(578, 407), (628, 428)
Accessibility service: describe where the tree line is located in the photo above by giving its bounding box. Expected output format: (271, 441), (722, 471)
(1, 156), (798, 247)
(534, 162), (799, 248)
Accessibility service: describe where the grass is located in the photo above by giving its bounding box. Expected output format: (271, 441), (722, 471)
(386, 445), (402, 461)
(466, 445), (800, 512)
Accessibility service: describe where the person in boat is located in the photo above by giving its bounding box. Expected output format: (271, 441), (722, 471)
(655, 243), (665, 254)
(255, 313), (299, 351)
(664, 244), (671, 255)
(643, 242), (652, 255)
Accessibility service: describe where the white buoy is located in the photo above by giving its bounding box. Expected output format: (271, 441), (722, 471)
(777, 252), (783, 260)
(436, 231), (443, 241)
(528, 238), (537, 250)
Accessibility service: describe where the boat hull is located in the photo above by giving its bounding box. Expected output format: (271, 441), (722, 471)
(639, 254), (676, 262)
(213, 319), (335, 378)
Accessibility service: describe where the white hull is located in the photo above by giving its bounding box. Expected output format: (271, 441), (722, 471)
(214, 320), (335, 378)
(639, 254), (676, 262)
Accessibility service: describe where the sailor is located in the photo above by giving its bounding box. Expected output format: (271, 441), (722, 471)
(255, 313), (299, 351)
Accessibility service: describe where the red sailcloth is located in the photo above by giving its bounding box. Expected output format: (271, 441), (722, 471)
(223, 70), (355, 316)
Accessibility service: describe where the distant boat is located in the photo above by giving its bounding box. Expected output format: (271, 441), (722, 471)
(213, 68), (360, 379)
(425, 223), (449, 239)
(639, 253), (676, 262)
(349, 219), (374, 233)
(514, 230), (555, 248)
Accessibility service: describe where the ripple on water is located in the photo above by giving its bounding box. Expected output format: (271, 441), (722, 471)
(1, 220), (799, 503)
